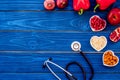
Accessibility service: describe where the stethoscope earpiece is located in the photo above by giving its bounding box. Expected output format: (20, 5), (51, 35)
(48, 57), (52, 61)
(42, 64), (46, 68)
(42, 57), (52, 68)
(43, 58), (74, 80)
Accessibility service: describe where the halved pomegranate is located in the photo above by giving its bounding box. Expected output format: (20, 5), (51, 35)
(44, 0), (55, 10)
(89, 15), (106, 32)
(110, 27), (120, 42)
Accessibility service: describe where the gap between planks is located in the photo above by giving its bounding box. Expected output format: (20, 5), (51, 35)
(0, 10), (107, 12)
(0, 51), (119, 54)
(0, 30), (113, 33)
(0, 72), (120, 74)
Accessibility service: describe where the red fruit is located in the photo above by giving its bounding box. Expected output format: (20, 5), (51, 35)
(56, 0), (68, 9)
(44, 0), (55, 10)
(89, 15), (106, 32)
(110, 27), (120, 42)
(107, 8), (120, 25)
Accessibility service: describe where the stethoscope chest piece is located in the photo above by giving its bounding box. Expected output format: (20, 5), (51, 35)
(71, 41), (81, 52)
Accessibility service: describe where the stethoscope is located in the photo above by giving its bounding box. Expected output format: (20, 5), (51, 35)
(43, 41), (94, 80)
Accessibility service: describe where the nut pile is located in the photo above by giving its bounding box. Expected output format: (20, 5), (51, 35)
(103, 50), (119, 67)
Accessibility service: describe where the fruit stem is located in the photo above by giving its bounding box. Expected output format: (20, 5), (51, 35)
(78, 9), (84, 15)
(47, 3), (52, 7)
(94, 4), (99, 12)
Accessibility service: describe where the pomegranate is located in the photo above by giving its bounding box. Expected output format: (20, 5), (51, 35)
(56, 0), (68, 9)
(44, 0), (55, 10)
(110, 27), (120, 42)
(89, 15), (106, 32)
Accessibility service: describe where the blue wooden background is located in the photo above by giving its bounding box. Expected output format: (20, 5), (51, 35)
(0, 0), (120, 80)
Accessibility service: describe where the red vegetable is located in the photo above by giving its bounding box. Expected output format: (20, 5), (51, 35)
(44, 0), (55, 10)
(94, 0), (116, 12)
(56, 0), (68, 9)
(107, 8), (120, 25)
(73, 0), (90, 15)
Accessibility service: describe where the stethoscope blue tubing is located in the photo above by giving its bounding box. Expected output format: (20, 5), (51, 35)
(65, 51), (94, 80)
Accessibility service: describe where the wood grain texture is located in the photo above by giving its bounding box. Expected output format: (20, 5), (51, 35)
(0, 73), (120, 80)
(0, 52), (119, 73)
(0, 32), (119, 51)
(0, 0), (120, 80)
(0, 11), (120, 30)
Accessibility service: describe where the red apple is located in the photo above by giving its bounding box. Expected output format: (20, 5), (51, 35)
(56, 0), (68, 9)
(44, 0), (55, 10)
(107, 8), (120, 25)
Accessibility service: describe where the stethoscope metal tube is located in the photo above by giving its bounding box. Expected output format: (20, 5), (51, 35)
(43, 58), (76, 80)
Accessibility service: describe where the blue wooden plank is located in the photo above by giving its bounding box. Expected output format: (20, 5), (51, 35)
(0, 52), (119, 73)
(0, 4), (44, 11)
(0, 0), (43, 3)
(0, 73), (119, 80)
(0, 0), (119, 10)
(0, 32), (119, 51)
(0, 11), (119, 30)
